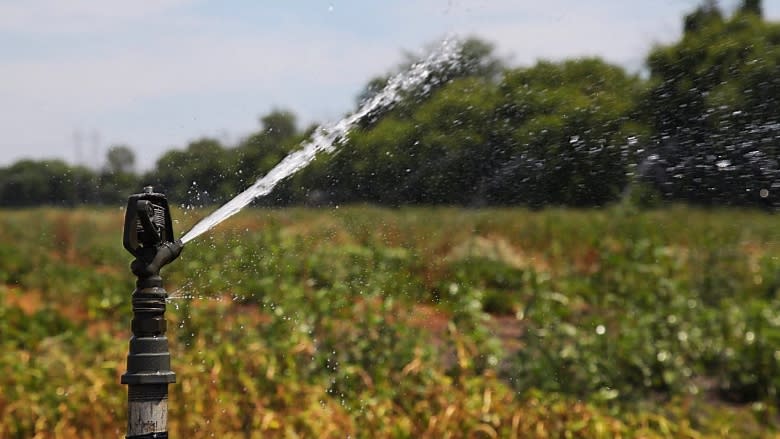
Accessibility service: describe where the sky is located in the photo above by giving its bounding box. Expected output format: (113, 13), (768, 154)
(1, 0), (779, 171)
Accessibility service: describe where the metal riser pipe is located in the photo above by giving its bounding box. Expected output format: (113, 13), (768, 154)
(127, 385), (169, 438)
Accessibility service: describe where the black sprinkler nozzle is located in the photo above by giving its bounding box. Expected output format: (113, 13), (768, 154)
(123, 186), (184, 276)
(130, 239), (184, 278)
(123, 186), (174, 255)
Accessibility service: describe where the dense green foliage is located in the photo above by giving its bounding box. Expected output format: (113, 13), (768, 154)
(0, 206), (778, 437)
(297, 59), (642, 207)
(642, 3), (780, 205)
(0, 1), (777, 209)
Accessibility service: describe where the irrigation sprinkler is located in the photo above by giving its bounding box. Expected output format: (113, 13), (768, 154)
(121, 186), (183, 438)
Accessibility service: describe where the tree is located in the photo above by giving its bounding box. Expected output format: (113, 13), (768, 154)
(234, 109), (302, 194)
(314, 69), (511, 206)
(148, 138), (237, 206)
(104, 145), (136, 175)
(641, 7), (780, 205)
(95, 145), (139, 204)
(354, 37), (506, 126)
(740, 0), (763, 17)
(0, 160), (93, 206)
(312, 57), (645, 207)
(684, 0), (723, 34)
(492, 59), (647, 206)
(260, 110), (297, 142)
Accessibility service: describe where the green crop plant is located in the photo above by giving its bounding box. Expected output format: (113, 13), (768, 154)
(0, 206), (778, 437)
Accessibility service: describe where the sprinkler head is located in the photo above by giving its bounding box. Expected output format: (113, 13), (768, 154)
(123, 187), (183, 278)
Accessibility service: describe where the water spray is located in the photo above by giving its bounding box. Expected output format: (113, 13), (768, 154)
(179, 38), (463, 244)
(121, 186), (183, 438)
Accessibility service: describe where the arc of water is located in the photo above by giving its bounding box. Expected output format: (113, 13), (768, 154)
(180, 39), (462, 244)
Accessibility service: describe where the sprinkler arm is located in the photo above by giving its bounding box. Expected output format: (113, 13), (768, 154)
(130, 239), (184, 278)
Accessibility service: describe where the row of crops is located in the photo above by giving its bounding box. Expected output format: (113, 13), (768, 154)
(0, 206), (778, 437)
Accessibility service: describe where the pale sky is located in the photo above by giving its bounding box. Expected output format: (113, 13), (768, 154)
(1, 0), (778, 171)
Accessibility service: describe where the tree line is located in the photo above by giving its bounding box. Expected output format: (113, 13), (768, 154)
(1, 0), (777, 209)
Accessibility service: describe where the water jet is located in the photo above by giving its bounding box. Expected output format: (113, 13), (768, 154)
(180, 39), (462, 244)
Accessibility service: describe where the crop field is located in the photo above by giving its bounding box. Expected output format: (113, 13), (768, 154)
(1, 206), (779, 438)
